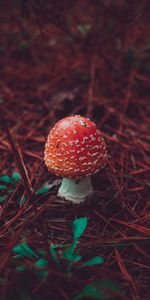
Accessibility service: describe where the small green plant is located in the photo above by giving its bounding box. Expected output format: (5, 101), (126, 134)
(73, 279), (122, 300)
(0, 172), (27, 206)
(124, 45), (150, 73)
(0, 172), (21, 203)
(0, 173), (50, 206)
(12, 217), (104, 275)
(77, 23), (92, 36)
(11, 218), (123, 299)
(50, 217), (104, 273)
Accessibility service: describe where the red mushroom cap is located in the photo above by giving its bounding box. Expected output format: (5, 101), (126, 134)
(44, 115), (108, 179)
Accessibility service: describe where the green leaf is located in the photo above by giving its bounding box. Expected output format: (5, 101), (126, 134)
(125, 48), (135, 67)
(36, 186), (49, 194)
(38, 250), (47, 256)
(37, 269), (49, 279)
(35, 258), (48, 279)
(73, 217), (88, 241)
(73, 279), (122, 300)
(20, 42), (28, 49)
(0, 195), (7, 203)
(0, 175), (11, 183)
(13, 242), (38, 259)
(62, 241), (81, 273)
(0, 98), (5, 104)
(35, 258), (48, 268)
(81, 256), (104, 268)
(62, 243), (81, 262)
(11, 171), (21, 183)
(16, 265), (26, 271)
(143, 44), (150, 50)
(50, 245), (60, 268)
(35, 257), (48, 280)
(77, 24), (92, 35)
(0, 184), (7, 189)
(105, 243), (130, 247)
(8, 189), (14, 193)
(80, 73), (89, 82)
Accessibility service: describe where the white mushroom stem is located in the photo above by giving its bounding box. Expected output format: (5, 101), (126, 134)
(58, 176), (93, 203)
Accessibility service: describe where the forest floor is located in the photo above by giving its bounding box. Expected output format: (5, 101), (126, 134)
(0, 1), (150, 300)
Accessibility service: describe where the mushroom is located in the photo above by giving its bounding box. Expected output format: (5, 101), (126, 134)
(44, 115), (108, 203)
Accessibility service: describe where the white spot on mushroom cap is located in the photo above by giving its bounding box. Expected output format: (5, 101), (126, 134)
(65, 167), (73, 171)
(91, 152), (99, 157)
(93, 158), (99, 165)
(69, 141), (73, 146)
(69, 149), (76, 153)
(96, 129), (101, 135)
(79, 156), (86, 161)
(56, 153), (62, 157)
(93, 145), (99, 149)
(99, 153), (104, 158)
(87, 162), (94, 165)
(75, 139), (79, 144)
(74, 168), (80, 172)
(65, 151), (70, 155)
(79, 120), (86, 126)
(87, 152), (92, 156)
(94, 168), (101, 173)
(82, 162), (88, 166)
(73, 129), (77, 134)
(62, 142), (67, 147)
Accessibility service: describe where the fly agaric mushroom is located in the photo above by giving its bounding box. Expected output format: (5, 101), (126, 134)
(44, 115), (108, 203)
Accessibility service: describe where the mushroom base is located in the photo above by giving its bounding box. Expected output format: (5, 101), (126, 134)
(58, 176), (93, 203)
